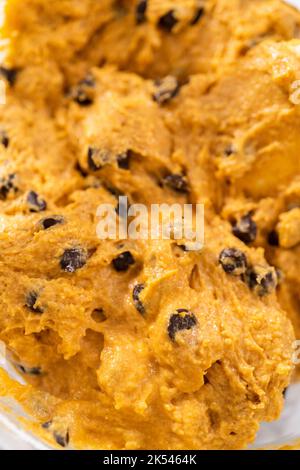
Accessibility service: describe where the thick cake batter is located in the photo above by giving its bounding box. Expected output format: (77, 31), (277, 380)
(0, 0), (299, 450)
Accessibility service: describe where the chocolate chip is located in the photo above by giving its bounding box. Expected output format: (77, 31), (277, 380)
(224, 144), (235, 157)
(158, 10), (178, 32)
(136, 0), (147, 24)
(153, 76), (180, 105)
(54, 431), (70, 448)
(0, 66), (18, 86)
(112, 251), (135, 272)
(190, 7), (205, 25)
(87, 147), (112, 171)
(117, 150), (131, 169)
(42, 421), (52, 429)
(219, 248), (248, 276)
(75, 161), (88, 177)
(71, 74), (95, 106)
(267, 230), (279, 247)
(88, 147), (129, 171)
(163, 173), (189, 193)
(25, 291), (44, 314)
(40, 215), (64, 230)
(244, 266), (278, 297)
(16, 365), (42, 376)
(27, 191), (47, 212)
(203, 375), (210, 385)
(0, 130), (9, 148)
(60, 248), (87, 273)
(232, 214), (257, 244)
(168, 309), (197, 341)
(105, 184), (123, 198)
(0, 173), (18, 200)
(41, 421), (69, 448)
(133, 283), (145, 314)
(178, 244), (188, 252)
(283, 387), (288, 398)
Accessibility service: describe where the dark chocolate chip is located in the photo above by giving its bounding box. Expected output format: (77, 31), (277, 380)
(178, 244), (188, 252)
(27, 191), (47, 212)
(267, 230), (279, 247)
(224, 144), (235, 157)
(153, 76), (180, 105)
(40, 215), (64, 230)
(283, 387), (288, 398)
(0, 130), (9, 148)
(219, 248), (248, 276)
(75, 161), (88, 177)
(158, 10), (178, 32)
(112, 251), (135, 272)
(168, 309), (197, 341)
(54, 431), (69, 448)
(117, 150), (131, 169)
(163, 173), (189, 193)
(0, 66), (18, 86)
(87, 147), (112, 171)
(88, 147), (132, 171)
(25, 291), (44, 314)
(0, 173), (18, 200)
(71, 74), (95, 106)
(42, 421), (52, 429)
(16, 365), (42, 376)
(244, 266), (278, 297)
(136, 0), (147, 24)
(132, 283), (145, 314)
(203, 375), (210, 385)
(60, 248), (87, 273)
(105, 184), (123, 198)
(190, 7), (205, 25)
(232, 214), (257, 244)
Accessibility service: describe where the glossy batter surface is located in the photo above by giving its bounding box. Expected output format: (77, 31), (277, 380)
(0, 0), (299, 450)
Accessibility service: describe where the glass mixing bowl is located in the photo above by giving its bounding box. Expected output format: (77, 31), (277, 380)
(0, 345), (300, 450)
(0, 0), (300, 451)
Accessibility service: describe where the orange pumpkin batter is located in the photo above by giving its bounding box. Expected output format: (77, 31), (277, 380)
(0, 0), (299, 450)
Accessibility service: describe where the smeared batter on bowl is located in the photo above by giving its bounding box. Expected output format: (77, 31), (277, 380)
(0, 0), (299, 450)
